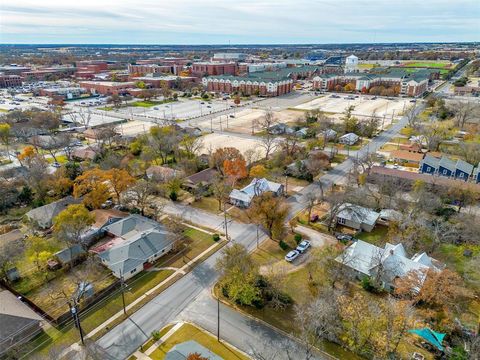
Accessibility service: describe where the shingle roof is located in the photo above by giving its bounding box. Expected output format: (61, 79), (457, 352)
(25, 196), (81, 229)
(337, 203), (379, 226)
(420, 154), (440, 168)
(438, 156), (456, 171)
(455, 159), (474, 175)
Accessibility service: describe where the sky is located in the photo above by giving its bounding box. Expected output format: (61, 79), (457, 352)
(0, 0), (479, 44)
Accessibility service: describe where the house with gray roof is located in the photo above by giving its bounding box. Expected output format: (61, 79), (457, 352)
(338, 133), (359, 146)
(335, 204), (380, 232)
(25, 196), (81, 229)
(336, 240), (443, 291)
(165, 340), (223, 360)
(438, 156), (456, 178)
(229, 178), (283, 208)
(419, 154), (440, 175)
(0, 289), (43, 356)
(97, 215), (175, 280)
(473, 164), (480, 184)
(454, 159), (474, 181)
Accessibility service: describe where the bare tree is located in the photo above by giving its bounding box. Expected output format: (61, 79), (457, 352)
(258, 110), (278, 160)
(450, 101), (480, 129)
(404, 103), (419, 128)
(122, 179), (157, 216)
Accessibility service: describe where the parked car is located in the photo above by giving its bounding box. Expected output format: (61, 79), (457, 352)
(285, 250), (300, 262)
(296, 240), (311, 253)
(101, 200), (113, 209)
(336, 234), (353, 242)
(310, 214), (319, 222)
(52, 162), (61, 168)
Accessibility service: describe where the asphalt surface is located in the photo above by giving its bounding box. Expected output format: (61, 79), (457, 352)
(96, 100), (422, 360)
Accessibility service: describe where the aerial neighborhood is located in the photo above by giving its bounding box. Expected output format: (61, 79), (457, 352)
(0, 3), (479, 360)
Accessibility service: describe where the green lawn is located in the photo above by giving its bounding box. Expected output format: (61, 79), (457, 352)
(190, 197), (221, 214)
(356, 225), (389, 246)
(131, 99), (175, 108)
(402, 61), (453, 69)
(149, 323), (249, 360)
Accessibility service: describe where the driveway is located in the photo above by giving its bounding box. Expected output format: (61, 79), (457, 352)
(294, 225), (336, 248)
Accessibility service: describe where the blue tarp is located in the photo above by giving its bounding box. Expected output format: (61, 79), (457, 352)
(408, 328), (446, 351)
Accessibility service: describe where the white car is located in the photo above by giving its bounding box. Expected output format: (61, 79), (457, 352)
(285, 250), (300, 262)
(296, 240), (311, 253)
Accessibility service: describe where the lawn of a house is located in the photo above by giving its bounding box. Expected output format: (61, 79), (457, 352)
(45, 154), (69, 164)
(190, 196), (221, 214)
(149, 323), (249, 360)
(355, 225), (389, 246)
(131, 99), (175, 108)
(379, 143), (400, 152)
(391, 136), (410, 144)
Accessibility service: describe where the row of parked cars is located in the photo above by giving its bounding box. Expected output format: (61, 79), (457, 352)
(284, 240), (311, 262)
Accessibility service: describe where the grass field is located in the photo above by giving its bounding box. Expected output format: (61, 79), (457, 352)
(356, 225), (389, 246)
(402, 61), (454, 69)
(131, 99), (175, 108)
(149, 323), (249, 360)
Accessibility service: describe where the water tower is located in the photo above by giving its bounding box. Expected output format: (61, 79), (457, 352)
(345, 54), (359, 73)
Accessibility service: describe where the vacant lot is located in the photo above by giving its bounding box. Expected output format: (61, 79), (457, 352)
(196, 108), (303, 134)
(198, 132), (279, 159)
(117, 120), (156, 137)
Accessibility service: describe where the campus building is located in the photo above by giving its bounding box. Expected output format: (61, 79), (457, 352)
(203, 65), (320, 97)
(0, 74), (22, 88)
(191, 62), (238, 77)
(312, 68), (436, 97)
(79, 81), (136, 95)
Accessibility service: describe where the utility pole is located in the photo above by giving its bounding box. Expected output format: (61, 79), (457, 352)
(70, 303), (85, 345)
(223, 200), (229, 240)
(285, 175), (288, 196)
(120, 271), (127, 315)
(256, 224), (259, 248)
(217, 296), (220, 341)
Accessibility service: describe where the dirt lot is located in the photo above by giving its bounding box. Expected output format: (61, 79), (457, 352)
(117, 120), (156, 137)
(196, 108), (303, 134)
(198, 132), (279, 159)
(294, 95), (410, 125)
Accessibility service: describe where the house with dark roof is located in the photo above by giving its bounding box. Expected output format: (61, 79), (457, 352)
(97, 215), (175, 279)
(25, 196), (81, 229)
(419, 155), (440, 175)
(183, 168), (218, 191)
(0, 289), (43, 356)
(146, 165), (185, 182)
(438, 156), (456, 178)
(454, 159), (474, 181)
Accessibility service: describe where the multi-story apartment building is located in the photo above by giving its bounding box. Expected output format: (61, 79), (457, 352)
(0, 74), (22, 88)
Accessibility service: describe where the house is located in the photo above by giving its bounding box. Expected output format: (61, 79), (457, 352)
(183, 168), (218, 191)
(72, 146), (98, 161)
(285, 160), (309, 179)
(0, 289), (43, 356)
(0, 230), (24, 247)
(338, 133), (359, 146)
(390, 150), (424, 166)
(335, 203), (380, 232)
(319, 129), (337, 141)
(146, 165), (185, 182)
(378, 209), (402, 225)
(165, 340), (223, 360)
(54, 244), (86, 266)
(25, 196), (81, 229)
(81, 209), (128, 246)
(438, 156), (456, 178)
(454, 159), (474, 181)
(419, 154), (440, 175)
(336, 240), (443, 291)
(473, 164), (480, 184)
(295, 128), (309, 138)
(268, 123), (294, 135)
(229, 178), (283, 208)
(97, 215), (175, 280)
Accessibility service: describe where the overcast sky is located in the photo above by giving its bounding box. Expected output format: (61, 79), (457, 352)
(0, 0), (479, 44)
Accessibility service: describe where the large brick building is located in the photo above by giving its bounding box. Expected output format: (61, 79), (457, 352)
(79, 81), (135, 95)
(203, 65), (320, 97)
(191, 62), (237, 77)
(0, 74), (22, 88)
(312, 68), (436, 97)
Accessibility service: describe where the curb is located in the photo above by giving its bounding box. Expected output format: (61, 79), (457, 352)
(210, 288), (338, 360)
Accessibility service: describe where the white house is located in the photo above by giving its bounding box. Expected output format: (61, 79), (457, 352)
(336, 240), (443, 291)
(229, 178), (284, 208)
(338, 133), (359, 146)
(335, 204), (380, 232)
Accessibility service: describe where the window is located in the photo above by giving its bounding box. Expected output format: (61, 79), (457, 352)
(426, 166), (431, 172)
(459, 173), (464, 178)
(130, 268), (136, 274)
(338, 217), (346, 225)
(442, 169), (448, 175)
